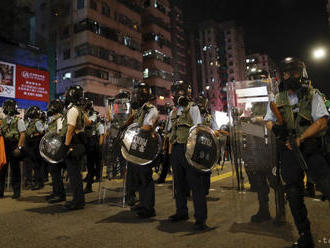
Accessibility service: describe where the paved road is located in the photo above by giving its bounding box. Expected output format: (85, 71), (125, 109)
(0, 164), (329, 248)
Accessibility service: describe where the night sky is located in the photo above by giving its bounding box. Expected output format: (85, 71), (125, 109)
(176, 0), (330, 96)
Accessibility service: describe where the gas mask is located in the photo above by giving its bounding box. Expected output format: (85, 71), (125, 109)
(282, 77), (301, 91)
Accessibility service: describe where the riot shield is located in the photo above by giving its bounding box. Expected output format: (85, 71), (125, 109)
(227, 79), (286, 223)
(227, 79), (278, 188)
(103, 96), (131, 179)
(99, 96), (131, 207)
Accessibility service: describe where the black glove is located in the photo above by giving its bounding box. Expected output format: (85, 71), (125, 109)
(272, 124), (289, 140)
(60, 145), (70, 159)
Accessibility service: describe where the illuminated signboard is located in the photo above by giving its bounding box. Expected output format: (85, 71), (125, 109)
(0, 61), (49, 102)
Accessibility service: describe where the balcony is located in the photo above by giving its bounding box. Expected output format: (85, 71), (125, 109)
(142, 15), (170, 32)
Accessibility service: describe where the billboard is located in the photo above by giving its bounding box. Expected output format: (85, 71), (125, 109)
(0, 61), (16, 98)
(0, 61), (49, 102)
(16, 65), (49, 102)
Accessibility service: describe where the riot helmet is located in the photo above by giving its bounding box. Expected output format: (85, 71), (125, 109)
(64, 85), (84, 106)
(115, 90), (130, 100)
(131, 82), (153, 110)
(171, 81), (191, 107)
(83, 97), (93, 113)
(47, 99), (64, 117)
(197, 94), (209, 115)
(248, 69), (269, 80)
(2, 99), (19, 116)
(279, 57), (308, 91)
(25, 106), (41, 119)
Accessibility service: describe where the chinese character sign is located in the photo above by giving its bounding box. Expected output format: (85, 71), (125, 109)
(15, 65), (49, 102)
(0, 61), (16, 98)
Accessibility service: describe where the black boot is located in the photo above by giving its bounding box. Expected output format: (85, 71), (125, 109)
(251, 191), (271, 223)
(12, 185), (21, 199)
(304, 182), (315, 198)
(32, 180), (44, 191)
(290, 232), (314, 248)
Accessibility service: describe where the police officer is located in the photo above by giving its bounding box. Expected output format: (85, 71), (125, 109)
(124, 82), (159, 218)
(242, 71), (286, 225)
(265, 57), (330, 248)
(60, 85), (88, 210)
(83, 98), (100, 193)
(155, 105), (172, 184)
(45, 99), (66, 203)
(0, 100), (26, 199)
(24, 106), (45, 190)
(167, 81), (210, 231)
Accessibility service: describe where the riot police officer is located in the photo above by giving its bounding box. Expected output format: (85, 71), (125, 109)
(265, 57), (330, 248)
(45, 99), (66, 203)
(167, 81), (210, 231)
(155, 105), (172, 184)
(0, 100), (26, 199)
(242, 71), (286, 225)
(24, 106), (45, 190)
(124, 82), (159, 218)
(60, 85), (88, 210)
(83, 98), (100, 193)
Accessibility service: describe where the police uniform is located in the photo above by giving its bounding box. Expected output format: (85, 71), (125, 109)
(46, 113), (66, 203)
(61, 105), (86, 209)
(126, 102), (158, 216)
(84, 112), (99, 191)
(25, 117), (45, 190)
(168, 103), (211, 228)
(265, 88), (330, 246)
(0, 115), (26, 198)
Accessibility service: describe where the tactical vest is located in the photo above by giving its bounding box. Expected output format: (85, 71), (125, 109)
(169, 102), (194, 144)
(0, 116), (20, 141)
(134, 103), (154, 128)
(26, 119), (40, 137)
(47, 114), (62, 133)
(275, 88), (327, 137)
(59, 105), (85, 137)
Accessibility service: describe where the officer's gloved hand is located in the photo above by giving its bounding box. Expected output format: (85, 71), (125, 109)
(60, 145), (70, 159)
(272, 124), (289, 140)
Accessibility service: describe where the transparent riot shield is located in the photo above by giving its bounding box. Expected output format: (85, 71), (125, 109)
(98, 96), (131, 207)
(227, 79), (286, 224)
(227, 79), (277, 188)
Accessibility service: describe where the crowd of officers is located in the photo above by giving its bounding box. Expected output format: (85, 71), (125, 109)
(0, 57), (329, 248)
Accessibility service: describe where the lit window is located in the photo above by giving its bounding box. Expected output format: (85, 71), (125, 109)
(197, 59), (203, 64)
(63, 72), (72, 80)
(211, 78), (215, 83)
(143, 68), (149, 78)
(246, 59), (250, 63)
(203, 46), (207, 51)
(210, 62), (214, 66)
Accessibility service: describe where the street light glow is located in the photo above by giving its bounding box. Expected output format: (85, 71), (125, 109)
(313, 48), (326, 59)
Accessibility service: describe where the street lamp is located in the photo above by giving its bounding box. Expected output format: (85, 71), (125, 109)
(312, 47), (327, 60)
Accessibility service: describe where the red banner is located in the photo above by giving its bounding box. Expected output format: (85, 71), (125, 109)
(15, 65), (49, 102)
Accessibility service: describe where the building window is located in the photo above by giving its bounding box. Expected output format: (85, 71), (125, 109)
(90, 0), (97, 10)
(102, 2), (110, 17)
(63, 48), (71, 60)
(77, 0), (84, 9)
